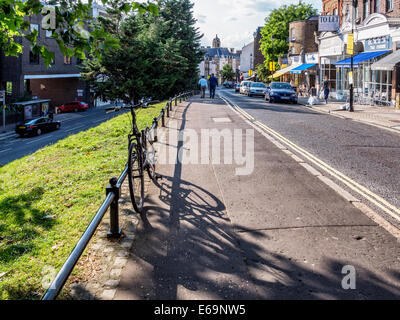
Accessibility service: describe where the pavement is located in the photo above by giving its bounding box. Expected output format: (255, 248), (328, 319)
(112, 96), (400, 300)
(298, 97), (400, 133)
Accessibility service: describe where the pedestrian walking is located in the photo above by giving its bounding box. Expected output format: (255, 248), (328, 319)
(208, 73), (218, 99)
(198, 76), (208, 99)
(321, 76), (330, 104)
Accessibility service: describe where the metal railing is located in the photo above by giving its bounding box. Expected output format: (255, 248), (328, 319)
(42, 91), (197, 300)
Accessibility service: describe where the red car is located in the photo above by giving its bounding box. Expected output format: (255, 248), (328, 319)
(57, 101), (88, 113)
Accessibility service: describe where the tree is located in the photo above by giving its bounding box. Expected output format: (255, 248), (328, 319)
(156, 0), (204, 93)
(259, 1), (317, 70)
(81, 0), (201, 103)
(0, 0), (159, 66)
(220, 64), (235, 82)
(255, 64), (269, 83)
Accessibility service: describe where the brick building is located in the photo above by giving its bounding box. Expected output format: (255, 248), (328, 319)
(253, 27), (265, 68)
(320, 0), (400, 105)
(0, 3), (106, 124)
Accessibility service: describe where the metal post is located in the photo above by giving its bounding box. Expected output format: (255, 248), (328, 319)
(153, 117), (158, 142)
(349, 0), (355, 112)
(175, 98), (177, 106)
(167, 102), (170, 117)
(1, 90), (5, 129)
(106, 177), (122, 239)
(161, 109), (165, 127)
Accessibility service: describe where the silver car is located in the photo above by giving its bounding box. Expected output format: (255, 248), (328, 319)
(247, 82), (267, 97)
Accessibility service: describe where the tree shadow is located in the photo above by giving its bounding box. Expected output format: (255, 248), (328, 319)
(0, 187), (57, 264)
(116, 100), (400, 300)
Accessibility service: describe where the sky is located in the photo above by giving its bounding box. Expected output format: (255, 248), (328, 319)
(193, 0), (322, 51)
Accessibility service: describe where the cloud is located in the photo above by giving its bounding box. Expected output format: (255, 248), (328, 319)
(196, 14), (207, 24)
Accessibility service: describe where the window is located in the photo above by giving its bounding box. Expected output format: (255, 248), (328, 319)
(6, 82), (12, 95)
(354, 1), (359, 19)
(333, 8), (338, 15)
(291, 28), (295, 41)
(64, 56), (72, 64)
(363, 0), (369, 19)
(30, 23), (39, 34)
(29, 48), (39, 64)
(46, 30), (53, 38)
(386, 0), (393, 11)
(375, 0), (380, 13)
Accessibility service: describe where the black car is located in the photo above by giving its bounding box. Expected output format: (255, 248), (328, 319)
(15, 117), (61, 137)
(265, 82), (298, 104)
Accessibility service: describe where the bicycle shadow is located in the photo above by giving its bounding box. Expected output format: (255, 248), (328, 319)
(116, 99), (400, 300)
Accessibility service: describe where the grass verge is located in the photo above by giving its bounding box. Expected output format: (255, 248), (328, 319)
(0, 103), (165, 299)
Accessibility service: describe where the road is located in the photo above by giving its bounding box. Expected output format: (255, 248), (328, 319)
(113, 96), (400, 300)
(0, 107), (124, 166)
(218, 88), (400, 229)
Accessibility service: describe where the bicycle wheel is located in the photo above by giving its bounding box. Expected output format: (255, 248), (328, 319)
(143, 128), (158, 183)
(128, 142), (144, 213)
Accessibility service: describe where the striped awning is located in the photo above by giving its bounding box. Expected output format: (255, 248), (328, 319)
(269, 64), (301, 79)
(371, 49), (400, 71)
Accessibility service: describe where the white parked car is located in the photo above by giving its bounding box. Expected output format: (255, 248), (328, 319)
(240, 81), (252, 94)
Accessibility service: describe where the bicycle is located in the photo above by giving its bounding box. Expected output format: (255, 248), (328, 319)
(106, 98), (161, 213)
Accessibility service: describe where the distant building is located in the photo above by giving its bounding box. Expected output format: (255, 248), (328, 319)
(0, 3), (107, 124)
(199, 35), (241, 83)
(253, 27), (265, 68)
(240, 42), (254, 79)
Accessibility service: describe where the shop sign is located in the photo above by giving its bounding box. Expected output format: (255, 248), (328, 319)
(365, 36), (392, 52)
(290, 55), (300, 64)
(77, 89), (84, 97)
(318, 15), (340, 32)
(305, 53), (319, 64)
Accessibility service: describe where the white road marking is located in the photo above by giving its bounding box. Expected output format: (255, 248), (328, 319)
(220, 94), (400, 224)
(0, 148), (11, 153)
(26, 137), (51, 145)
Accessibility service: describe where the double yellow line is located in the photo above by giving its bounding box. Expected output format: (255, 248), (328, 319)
(224, 97), (400, 223)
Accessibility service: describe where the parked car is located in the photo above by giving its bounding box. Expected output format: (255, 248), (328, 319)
(15, 117), (61, 137)
(247, 82), (267, 97)
(264, 82), (298, 104)
(57, 101), (88, 113)
(223, 81), (234, 88)
(235, 83), (241, 93)
(240, 81), (252, 94)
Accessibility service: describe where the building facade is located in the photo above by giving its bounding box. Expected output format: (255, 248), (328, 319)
(199, 35), (241, 84)
(240, 42), (254, 79)
(319, 0), (400, 105)
(0, 3), (106, 124)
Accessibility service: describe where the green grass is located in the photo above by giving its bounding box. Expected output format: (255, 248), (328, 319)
(0, 103), (166, 300)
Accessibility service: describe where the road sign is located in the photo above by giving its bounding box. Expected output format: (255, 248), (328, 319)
(249, 70), (253, 77)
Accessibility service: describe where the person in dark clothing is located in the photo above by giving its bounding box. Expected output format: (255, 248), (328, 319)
(322, 76), (330, 104)
(209, 73), (218, 99)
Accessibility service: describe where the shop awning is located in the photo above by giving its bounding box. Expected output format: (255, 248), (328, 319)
(371, 49), (400, 71)
(290, 64), (317, 74)
(334, 50), (391, 68)
(269, 64), (301, 79)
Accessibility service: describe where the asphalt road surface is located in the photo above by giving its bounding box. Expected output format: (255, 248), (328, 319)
(0, 107), (125, 166)
(218, 88), (400, 229)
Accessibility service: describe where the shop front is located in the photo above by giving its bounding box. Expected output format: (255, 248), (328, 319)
(289, 53), (319, 96)
(318, 31), (345, 97)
